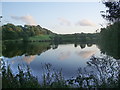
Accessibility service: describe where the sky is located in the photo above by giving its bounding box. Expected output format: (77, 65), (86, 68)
(2, 1), (107, 34)
(1, 0), (103, 2)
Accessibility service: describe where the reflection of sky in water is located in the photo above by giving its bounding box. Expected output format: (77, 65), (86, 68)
(4, 44), (101, 80)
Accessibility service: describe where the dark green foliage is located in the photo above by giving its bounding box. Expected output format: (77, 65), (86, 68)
(55, 33), (98, 43)
(101, 0), (120, 23)
(2, 24), (20, 40)
(2, 23), (54, 40)
(98, 22), (120, 59)
(2, 59), (40, 88)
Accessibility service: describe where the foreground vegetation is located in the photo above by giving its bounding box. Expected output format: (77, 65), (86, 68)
(2, 56), (120, 88)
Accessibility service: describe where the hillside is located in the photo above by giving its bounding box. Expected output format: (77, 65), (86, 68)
(2, 23), (99, 42)
(2, 23), (55, 41)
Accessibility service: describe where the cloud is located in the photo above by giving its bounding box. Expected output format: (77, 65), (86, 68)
(23, 55), (36, 64)
(76, 19), (96, 26)
(58, 17), (71, 26)
(11, 15), (37, 25)
(58, 51), (71, 60)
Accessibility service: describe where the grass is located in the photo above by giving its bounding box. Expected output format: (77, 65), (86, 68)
(28, 35), (53, 41)
(3, 35), (54, 42)
(3, 39), (23, 42)
(1, 56), (120, 88)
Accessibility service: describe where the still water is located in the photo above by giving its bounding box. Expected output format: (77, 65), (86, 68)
(2, 42), (119, 82)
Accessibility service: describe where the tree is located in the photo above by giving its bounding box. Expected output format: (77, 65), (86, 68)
(99, 0), (120, 59)
(101, 0), (120, 23)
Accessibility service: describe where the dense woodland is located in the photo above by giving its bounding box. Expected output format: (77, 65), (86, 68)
(2, 24), (54, 41)
(54, 33), (98, 43)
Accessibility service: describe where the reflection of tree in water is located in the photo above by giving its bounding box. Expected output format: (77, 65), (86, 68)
(74, 43), (86, 49)
(51, 44), (58, 49)
(2, 42), (51, 58)
(74, 43), (93, 48)
(97, 41), (120, 59)
(80, 44), (86, 49)
(87, 43), (92, 47)
(74, 43), (77, 48)
(24, 42), (51, 56)
(98, 22), (120, 59)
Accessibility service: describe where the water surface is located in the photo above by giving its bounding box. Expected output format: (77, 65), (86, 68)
(3, 42), (103, 80)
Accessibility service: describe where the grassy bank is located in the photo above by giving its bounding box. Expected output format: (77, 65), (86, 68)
(3, 32), (99, 43)
(3, 35), (53, 42)
(28, 35), (52, 42)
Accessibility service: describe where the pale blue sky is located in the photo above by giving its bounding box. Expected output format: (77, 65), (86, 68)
(2, 2), (106, 34)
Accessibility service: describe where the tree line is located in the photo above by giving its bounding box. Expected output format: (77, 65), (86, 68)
(2, 23), (54, 40)
(2, 23), (99, 43)
(52, 33), (99, 43)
